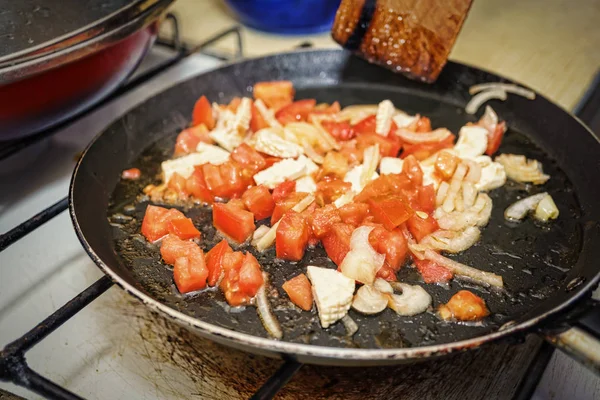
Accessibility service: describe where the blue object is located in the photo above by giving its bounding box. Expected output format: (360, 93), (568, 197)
(224, 0), (342, 35)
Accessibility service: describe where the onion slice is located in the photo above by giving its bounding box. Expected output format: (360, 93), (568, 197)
(396, 128), (452, 144)
(534, 194), (559, 221)
(256, 275), (283, 339)
(340, 226), (385, 284)
(465, 89), (507, 114)
(469, 83), (536, 99)
(423, 249), (504, 288)
(495, 154), (550, 185)
(360, 144), (380, 187)
(387, 283), (432, 316)
(352, 284), (389, 314)
(421, 227), (481, 253)
(504, 192), (549, 221)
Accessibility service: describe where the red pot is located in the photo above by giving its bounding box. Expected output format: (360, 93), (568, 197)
(0, 0), (173, 140)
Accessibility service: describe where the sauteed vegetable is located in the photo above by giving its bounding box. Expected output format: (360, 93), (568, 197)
(131, 81), (558, 337)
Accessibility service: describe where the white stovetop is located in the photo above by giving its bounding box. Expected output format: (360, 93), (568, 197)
(0, 48), (598, 400)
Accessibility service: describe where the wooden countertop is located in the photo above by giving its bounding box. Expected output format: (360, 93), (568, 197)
(167, 0), (599, 111)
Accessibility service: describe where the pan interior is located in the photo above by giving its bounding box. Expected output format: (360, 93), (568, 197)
(106, 84), (582, 350)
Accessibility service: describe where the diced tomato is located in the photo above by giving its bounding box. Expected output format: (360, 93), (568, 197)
(401, 155), (423, 186)
(121, 168), (141, 180)
(356, 132), (402, 158)
(174, 124), (212, 155)
(253, 81), (295, 111)
(368, 196), (413, 230)
(263, 156), (282, 168)
(168, 217), (201, 240)
(227, 97), (242, 112)
(231, 143), (266, 175)
(320, 151), (349, 179)
(315, 178), (351, 205)
(173, 246), (208, 293)
(219, 251), (247, 306)
(141, 205), (185, 242)
(204, 239), (232, 286)
(238, 253), (264, 297)
(339, 140), (362, 165)
(322, 223), (354, 266)
(192, 96), (215, 129)
(353, 115), (377, 135)
(439, 290), (489, 321)
(212, 203), (255, 243)
(272, 180), (296, 203)
(355, 173), (413, 202)
(242, 185), (275, 220)
(308, 204), (341, 238)
(414, 116), (432, 132)
(227, 198), (246, 210)
(406, 213), (439, 242)
(321, 120), (355, 140)
(186, 167), (214, 203)
(485, 121), (506, 156)
(414, 258), (453, 284)
(401, 134), (455, 161)
(275, 99), (316, 125)
(276, 210), (310, 261)
(434, 150), (459, 180)
(167, 172), (189, 198)
(416, 184), (436, 213)
(271, 192), (307, 224)
(310, 101), (341, 115)
(369, 226), (408, 275)
(250, 101), (270, 132)
(160, 234), (198, 264)
(202, 162), (248, 199)
(338, 202), (370, 226)
(282, 274), (313, 311)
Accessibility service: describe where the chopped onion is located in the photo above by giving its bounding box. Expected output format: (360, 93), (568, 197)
(360, 144), (380, 187)
(352, 285), (389, 314)
(478, 105), (499, 135)
(387, 283), (432, 316)
(337, 104), (379, 125)
(252, 225), (270, 241)
(256, 276), (283, 339)
(495, 154), (550, 185)
(396, 128), (452, 144)
(303, 143), (324, 164)
(464, 160), (482, 183)
(421, 227), (481, 253)
(469, 83), (536, 99)
(376, 100), (395, 136)
(254, 99), (282, 128)
(423, 249), (504, 288)
(341, 315), (359, 336)
(443, 163), (468, 213)
(436, 193), (493, 231)
(466, 89), (507, 114)
(374, 278), (393, 294)
(436, 181), (450, 207)
(534, 194), (559, 221)
(505, 192), (549, 221)
(309, 115), (341, 151)
(408, 243), (427, 260)
(340, 226), (385, 284)
(462, 182), (477, 209)
(254, 195), (315, 251)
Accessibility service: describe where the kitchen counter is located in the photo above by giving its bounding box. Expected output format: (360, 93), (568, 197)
(168, 0), (600, 112)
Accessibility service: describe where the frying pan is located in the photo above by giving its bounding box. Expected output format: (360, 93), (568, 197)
(70, 49), (600, 370)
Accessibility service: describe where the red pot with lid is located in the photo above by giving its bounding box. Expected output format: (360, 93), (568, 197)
(0, 0), (175, 140)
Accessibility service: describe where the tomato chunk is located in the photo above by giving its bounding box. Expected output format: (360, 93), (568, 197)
(282, 274), (313, 311)
(238, 253), (264, 297)
(368, 226), (408, 275)
(202, 162), (248, 199)
(271, 192), (307, 224)
(338, 202), (370, 226)
(272, 180), (296, 203)
(204, 239), (232, 287)
(186, 167), (214, 204)
(434, 151), (459, 180)
(276, 210), (310, 261)
(401, 155), (423, 186)
(311, 101), (341, 115)
(315, 178), (351, 205)
(406, 213), (439, 242)
(275, 99), (316, 125)
(356, 132), (401, 158)
(321, 120), (355, 140)
(168, 217), (201, 240)
(231, 143), (266, 175)
(321, 151), (349, 179)
(368, 196), (413, 230)
(439, 290), (489, 321)
(173, 246), (208, 293)
(175, 124), (212, 155)
(160, 234), (198, 265)
(192, 95), (215, 129)
(121, 168), (141, 180)
(141, 205), (185, 242)
(308, 204), (341, 238)
(485, 121), (506, 156)
(253, 81), (295, 111)
(242, 185), (275, 220)
(322, 223), (354, 266)
(401, 134), (455, 160)
(219, 251), (247, 306)
(167, 172), (189, 198)
(355, 173), (413, 202)
(414, 258), (453, 284)
(353, 115), (377, 135)
(250, 101), (270, 132)
(416, 184), (436, 213)
(212, 203), (255, 243)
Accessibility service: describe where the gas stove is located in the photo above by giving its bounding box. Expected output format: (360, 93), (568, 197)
(1, 22), (599, 400)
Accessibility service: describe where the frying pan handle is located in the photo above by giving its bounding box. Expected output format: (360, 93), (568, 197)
(542, 297), (600, 376)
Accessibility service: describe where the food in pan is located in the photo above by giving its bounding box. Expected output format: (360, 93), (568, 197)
(130, 81), (558, 338)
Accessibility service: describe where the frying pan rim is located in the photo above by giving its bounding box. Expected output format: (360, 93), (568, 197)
(69, 48), (600, 361)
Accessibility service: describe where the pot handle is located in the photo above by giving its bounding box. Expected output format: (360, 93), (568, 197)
(542, 297), (600, 376)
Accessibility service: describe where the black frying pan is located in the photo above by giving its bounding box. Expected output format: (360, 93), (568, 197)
(70, 50), (600, 370)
